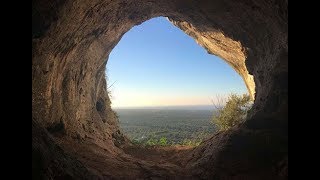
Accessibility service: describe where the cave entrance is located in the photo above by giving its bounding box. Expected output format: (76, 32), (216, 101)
(32, 0), (287, 178)
(107, 17), (250, 146)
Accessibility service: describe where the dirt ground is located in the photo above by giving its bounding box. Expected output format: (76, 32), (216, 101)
(55, 137), (196, 179)
(123, 145), (193, 165)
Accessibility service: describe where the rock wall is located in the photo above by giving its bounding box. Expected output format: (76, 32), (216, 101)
(32, 0), (287, 179)
(170, 20), (255, 100)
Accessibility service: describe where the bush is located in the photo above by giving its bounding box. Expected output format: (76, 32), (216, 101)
(159, 137), (168, 146)
(145, 138), (158, 146)
(181, 139), (202, 146)
(212, 94), (252, 131)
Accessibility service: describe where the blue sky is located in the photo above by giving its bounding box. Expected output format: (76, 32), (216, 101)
(107, 17), (247, 107)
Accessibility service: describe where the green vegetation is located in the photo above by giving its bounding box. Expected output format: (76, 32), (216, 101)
(212, 94), (252, 131)
(181, 139), (202, 146)
(116, 109), (215, 147)
(132, 136), (203, 147)
(159, 137), (168, 146)
(145, 138), (158, 146)
(116, 95), (252, 147)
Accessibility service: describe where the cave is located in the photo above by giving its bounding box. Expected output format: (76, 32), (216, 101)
(32, 0), (288, 179)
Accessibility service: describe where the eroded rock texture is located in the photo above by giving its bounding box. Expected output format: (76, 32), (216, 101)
(32, 0), (287, 179)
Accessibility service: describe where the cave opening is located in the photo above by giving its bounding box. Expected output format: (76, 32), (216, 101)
(106, 17), (251, 146)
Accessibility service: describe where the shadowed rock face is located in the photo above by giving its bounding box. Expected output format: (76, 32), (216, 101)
(32, 0), (287, 179)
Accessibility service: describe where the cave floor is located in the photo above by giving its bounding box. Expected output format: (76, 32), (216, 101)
(55, 137), (195, 178)
(123, 145), (193, 165)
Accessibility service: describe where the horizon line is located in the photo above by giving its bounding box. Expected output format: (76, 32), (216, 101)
(112, 104), (218, 109)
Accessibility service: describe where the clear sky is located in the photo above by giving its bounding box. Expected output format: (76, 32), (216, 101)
(107, 17), (247, 108)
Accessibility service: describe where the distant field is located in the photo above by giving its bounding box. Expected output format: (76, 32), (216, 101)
(114, 108), (216, 145)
